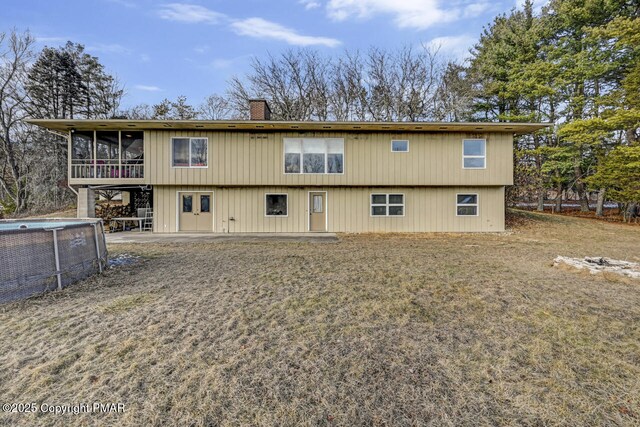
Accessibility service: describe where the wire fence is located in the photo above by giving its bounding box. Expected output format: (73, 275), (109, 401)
(0, 219), (107, 304)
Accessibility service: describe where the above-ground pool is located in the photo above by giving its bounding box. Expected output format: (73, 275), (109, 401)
(0, 219), (107, 303)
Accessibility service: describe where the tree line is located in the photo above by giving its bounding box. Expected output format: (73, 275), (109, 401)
(1, 0), (638, 218)
(0, 35), (123, 213)
(465, 0), (639, 219)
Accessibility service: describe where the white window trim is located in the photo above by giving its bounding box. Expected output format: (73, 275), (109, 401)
(391, 139), (409, 152)
(283, 138), (345, 175)
(370, 193), (406, 217)
(265, 193), (289, 217)
(171, 137), (209, 168)
(456, 193), (479, 217)
(462, 139), (486, 169)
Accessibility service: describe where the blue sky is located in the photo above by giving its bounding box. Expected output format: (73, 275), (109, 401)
(2, 0), (542, 109)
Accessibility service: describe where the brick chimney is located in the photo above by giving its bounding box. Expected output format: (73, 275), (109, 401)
(249, 99), (271, 120)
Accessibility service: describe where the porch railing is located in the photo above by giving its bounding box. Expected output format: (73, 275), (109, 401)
(71, 161), (144, 179)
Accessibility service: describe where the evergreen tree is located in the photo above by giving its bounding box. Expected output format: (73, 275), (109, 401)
(26, 42), (123, 120)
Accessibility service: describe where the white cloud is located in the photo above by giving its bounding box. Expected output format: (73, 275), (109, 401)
(463, 1), (490, 17)
(230, 18), (341, 47)
(156, 4), (339, 47)
(300, 0), (321, 9)
(326, 0), (459, 29)
(426, 34), (475, 60)
(140, 53), (151, 62)
(134, 85), (162, 92)
(319, 0), (494, 29)
(158, 3), (226, 23)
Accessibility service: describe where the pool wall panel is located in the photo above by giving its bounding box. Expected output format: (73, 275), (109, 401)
(0, 220), (107, 303)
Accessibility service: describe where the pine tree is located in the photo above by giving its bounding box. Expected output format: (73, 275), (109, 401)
(26, 42), (122, 120)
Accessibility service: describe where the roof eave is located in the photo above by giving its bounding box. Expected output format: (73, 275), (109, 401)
(24, 119), (551, 134)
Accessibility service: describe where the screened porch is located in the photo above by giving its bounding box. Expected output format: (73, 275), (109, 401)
(71, 130), (144, 179)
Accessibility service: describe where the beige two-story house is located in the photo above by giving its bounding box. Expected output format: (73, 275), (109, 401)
(29, 100), (546, 233)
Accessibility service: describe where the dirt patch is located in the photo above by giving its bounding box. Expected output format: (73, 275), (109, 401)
(0, 210), (639, 426)
(554, 256), (640, 280)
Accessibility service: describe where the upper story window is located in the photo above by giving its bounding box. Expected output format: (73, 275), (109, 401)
(172, 137), (208, 168)
(391, 140), (409, 152)
(284, 138), (344, 174)
(463, 139), (486, 168)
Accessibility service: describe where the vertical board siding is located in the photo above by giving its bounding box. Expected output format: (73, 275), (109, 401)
(154, 186), (505, 233)
(147, 131), (513, 186)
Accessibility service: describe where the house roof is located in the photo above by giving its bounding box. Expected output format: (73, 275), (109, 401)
(25, 119), (550, 134)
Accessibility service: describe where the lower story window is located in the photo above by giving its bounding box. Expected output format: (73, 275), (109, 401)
(266, 194), (288, 216)
(457, 194), (478, 216)
(371, 194), (404, 216)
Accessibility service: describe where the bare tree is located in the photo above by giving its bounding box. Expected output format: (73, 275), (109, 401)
(329, 51), (368, 120)
(366, 47), (395, 120)
(226, 76), (252, 119)
(227, 46), (448, 122)
(227, 50), (332, 120)
(0, 30), (35, 213)
(198, 93), (232, 120)
(433, 62), (474, 121)
(119, 96), (197, 120)
(302, 50), (330, 120)
(117, 103), (153, 119)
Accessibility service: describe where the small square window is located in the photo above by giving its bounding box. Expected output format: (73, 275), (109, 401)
(266, 194), (288, 216)
(391, 140), (409, 152)
(456, 194), (479, 216)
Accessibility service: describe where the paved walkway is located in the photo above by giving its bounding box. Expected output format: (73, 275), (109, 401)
(106, 232), (339, 244)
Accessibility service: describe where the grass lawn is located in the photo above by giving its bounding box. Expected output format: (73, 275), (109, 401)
(1, 210), (639, 426)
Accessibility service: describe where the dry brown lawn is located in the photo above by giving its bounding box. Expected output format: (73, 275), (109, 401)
(1, 210), (639, 426)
